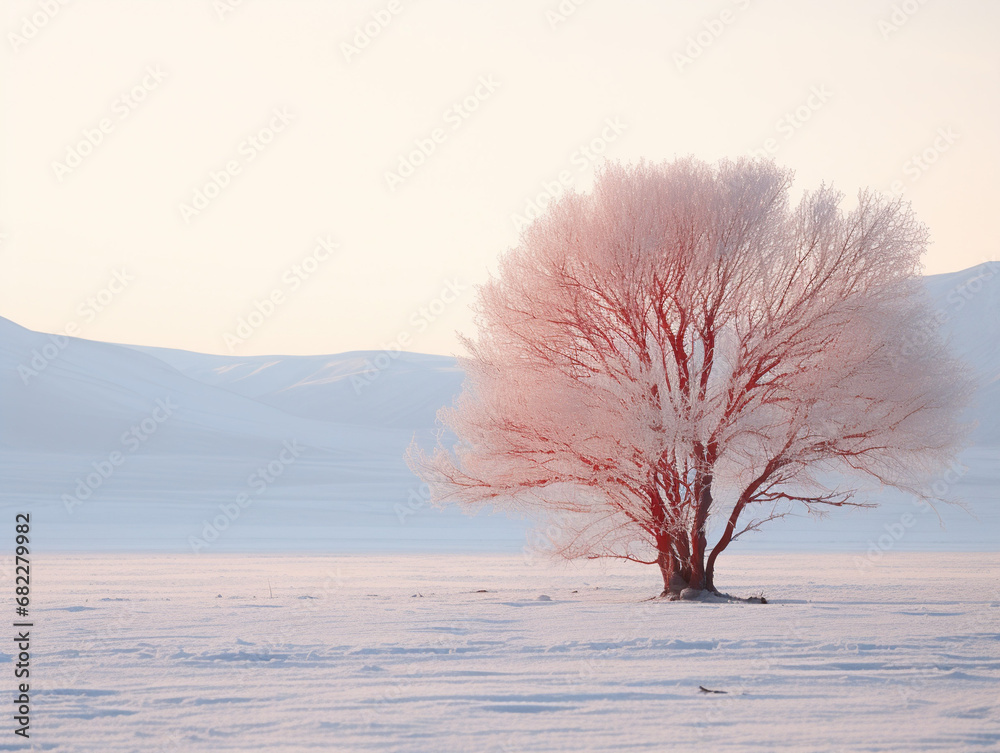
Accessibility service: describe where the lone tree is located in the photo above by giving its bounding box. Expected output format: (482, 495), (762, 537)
(408, 158), (972, 598)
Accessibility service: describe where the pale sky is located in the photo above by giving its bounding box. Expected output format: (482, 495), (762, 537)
(1, 0), (997, 356)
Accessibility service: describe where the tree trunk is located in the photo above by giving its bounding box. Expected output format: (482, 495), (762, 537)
(687, 534), (706, 591)
(685, 473), (714, 592)
(657, 547), (688, 598)
(704, 551), (718, 593)
(704, 533), (727, 593)
(704, 495), (748, 593)
(650, 484), (690, 598)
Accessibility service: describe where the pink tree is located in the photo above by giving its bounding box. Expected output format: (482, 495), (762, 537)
(408, 158), (972, 598)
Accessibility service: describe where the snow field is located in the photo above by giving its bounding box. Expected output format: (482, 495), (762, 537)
(19, 552), (1000, 752)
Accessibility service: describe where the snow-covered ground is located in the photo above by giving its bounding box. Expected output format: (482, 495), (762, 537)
(23, 552), (1000, 752)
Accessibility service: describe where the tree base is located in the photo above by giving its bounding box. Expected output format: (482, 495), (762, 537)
(654, 588), (766, 604)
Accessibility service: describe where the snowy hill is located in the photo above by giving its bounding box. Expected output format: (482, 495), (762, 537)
(0, 317), (393, 457)
(0, 315), (521, 553)
(922, 262), (1000, 444)
(126, 345), (464, 431)
(0, 263), (997, 553)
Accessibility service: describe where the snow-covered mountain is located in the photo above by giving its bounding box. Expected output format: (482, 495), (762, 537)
(0, 263), (997, 553)
(0, 315), (521, 552)
(923, 263), (1000, 444)
(126, 344), (464, 431)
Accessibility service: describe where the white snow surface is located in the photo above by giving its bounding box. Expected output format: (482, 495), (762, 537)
(0, 263), (997, 554)
(22, 552), (1000, 752)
